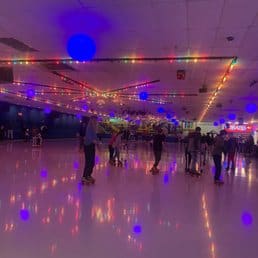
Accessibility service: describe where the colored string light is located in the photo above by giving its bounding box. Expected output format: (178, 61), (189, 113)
(0, 56), (235, 65)
(199, 57), (237, 122)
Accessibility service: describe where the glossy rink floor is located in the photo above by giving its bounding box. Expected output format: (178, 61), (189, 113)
(0, 141), (257, 258)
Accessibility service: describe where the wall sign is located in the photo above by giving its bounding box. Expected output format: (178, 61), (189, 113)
(224, 124), (253, 133)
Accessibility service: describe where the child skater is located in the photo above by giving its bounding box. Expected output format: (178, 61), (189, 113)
(113, 130), (123, 166)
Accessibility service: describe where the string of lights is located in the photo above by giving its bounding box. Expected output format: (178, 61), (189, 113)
(198, 57), (237, 122)
(105, 80), (160, 93)
(0, 56), (236, 65)
(13, 81), (82, 92)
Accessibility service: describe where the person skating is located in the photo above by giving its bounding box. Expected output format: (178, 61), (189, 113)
(188, 127), (202, 175)
(108, 130), (117, 165)
(113, 130), (123, 166)
(150, 127), (166, 175)
(184, 135), (191, 172)
(212, 130), (227, 185)
(226, 133), (238, 171)
(81, 116), (98, 185)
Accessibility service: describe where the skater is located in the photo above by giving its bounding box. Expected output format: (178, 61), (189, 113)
(79, 117), (87, 151)
(212, 130), (227, 185)
(188, 127), (202, 175)
(226, 133), (238, 171)
(24, 128), (30, 142)
(81, 115), (98, 185)
(108, 130), (117, 164)
(200, 134), (208, 166)
(0, 125), (5, 141)
(184, 135), (191, 172)
(113, 130), (123, 166)
(123, 128), (130, 151)
(150, 127), (166, 174)
(223, 134), (230, 162)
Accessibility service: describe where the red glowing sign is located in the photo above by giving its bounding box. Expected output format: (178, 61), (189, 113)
(224, 124), (253, 133)
(177, 70), (185, 80)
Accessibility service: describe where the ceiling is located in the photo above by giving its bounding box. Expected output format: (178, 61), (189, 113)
(0, 0), (258, 122)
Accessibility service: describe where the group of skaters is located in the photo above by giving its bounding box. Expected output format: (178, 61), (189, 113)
(80, 116), (168, 184)
(0, 125), (14, 141)
(0, 124), (47, 147)
(80, 116), (255, 186)
(184, 127), (255, 185)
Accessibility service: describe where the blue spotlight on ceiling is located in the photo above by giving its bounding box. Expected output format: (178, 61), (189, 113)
(219, 118), (225, 124)
(82, 104), (88, 111)
(44, 107), (51, 114)
(157, 107), (165, 113)
(228, 113), (236, 120)
(27, 89), (35, 98)
(166, 114), (172, 119)
(213, 121), (219, 126)
(67, 34), (96, 61)
(139, 91), (148, 100)
(76, 114), (82, 119)
(109, 112), (115, 118)
(246, 103), (257, 114)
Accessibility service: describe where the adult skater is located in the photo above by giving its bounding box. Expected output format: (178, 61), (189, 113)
(113, 130), (123, 166)
(150, 127), (166, 175)
(188, 127), (202, 175)
(81, 115), (98, 185)
(226, 133), (238, 171)
(212, 130), (227, 185)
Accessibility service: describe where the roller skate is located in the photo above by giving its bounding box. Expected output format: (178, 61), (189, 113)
(81, 177), (92, 185)
(88, 176), (96, 184)
(150, 166), (159, 175)
(117, 160), (123, 167)
(109, 159), (116, 166)
(214, 179), (224, 185)
(185, 167), (190, 173)
(190, 170), (201, 177)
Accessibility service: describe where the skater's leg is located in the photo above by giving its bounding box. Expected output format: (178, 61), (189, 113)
(188, 152), (192, 169)
(185, 150), (188, 170)
(213, 155), (222, 182)
(190, 151), (197, 172)
(108, 145), (114, 161)
(154, 150), (161, 168)
(116, 148), (120, 162)
(203, 148), (206, 165)
(231, 153), (235, 168)
(88, 144), (96, 178)
(83, 144), (95, 179)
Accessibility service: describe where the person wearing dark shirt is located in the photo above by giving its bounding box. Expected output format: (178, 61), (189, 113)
(150, 127), (166, 174)
(0, 125), (4, 141)
(188, 127), (202, 174)
(201, 134), (208, 166)
(212, 130), (227, 185)
(82, 116), (98, 185)
(226, 133), (238, 171)
(184, 135), (191, 172)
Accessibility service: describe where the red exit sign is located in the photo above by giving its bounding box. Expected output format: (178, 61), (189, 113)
(177, 70), (185, 80)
